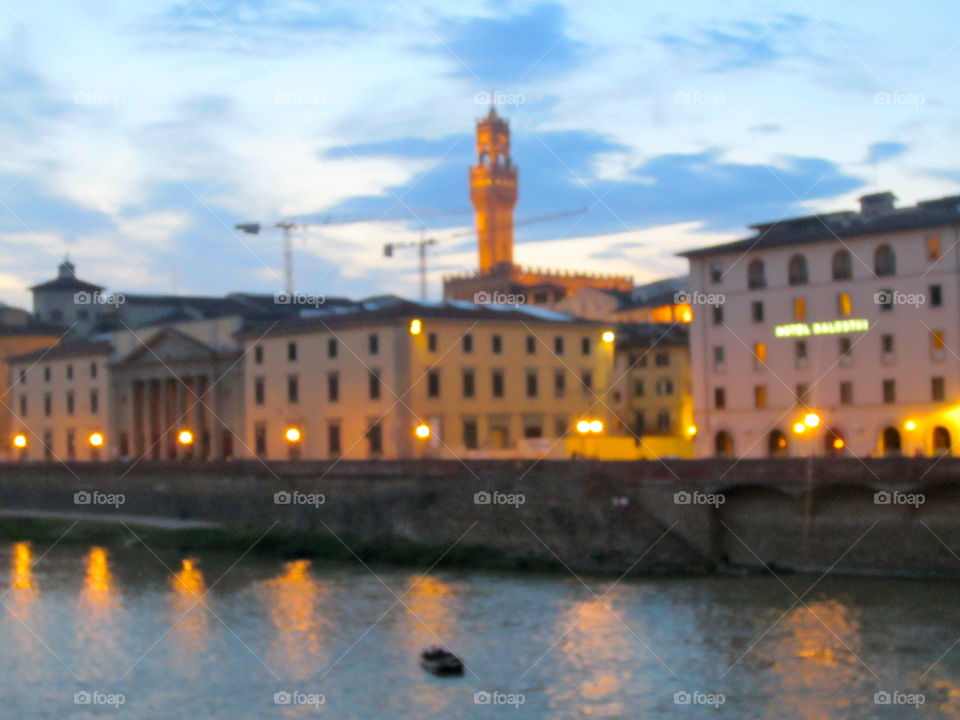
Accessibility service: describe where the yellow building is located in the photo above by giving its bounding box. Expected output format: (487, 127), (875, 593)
(238, 298), (615, 460)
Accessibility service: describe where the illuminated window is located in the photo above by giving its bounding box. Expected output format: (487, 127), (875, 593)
(753, 342), (767, 364)
(793, 297), (806, 320)
(754, 385), (767, 409)
(932, 329), (945, 350)
(837, 292), (852, 316)
(927, 236), (941, 262)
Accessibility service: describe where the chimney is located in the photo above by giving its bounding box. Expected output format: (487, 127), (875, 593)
(859, 191), (896, 218)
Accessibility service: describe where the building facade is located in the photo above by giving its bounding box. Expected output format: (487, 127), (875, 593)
(683, 191), (960, 458)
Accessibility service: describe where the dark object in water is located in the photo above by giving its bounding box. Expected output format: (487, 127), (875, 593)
(420, 646), (464, 676)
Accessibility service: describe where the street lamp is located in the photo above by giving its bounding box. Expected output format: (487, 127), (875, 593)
(88, 432), (105, 448)
(792, 422), (806, 435)
(904, 419), (917, 431)
(414, 423), (431, 439)
(601, 330), (615, 343)
(803, 412), (821, 428)
(409, 318), (423, 336)
(177, 430), (194, 446)
(12, 434), (27, 449)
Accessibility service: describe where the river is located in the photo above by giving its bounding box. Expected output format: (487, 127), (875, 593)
(1, 541), (958, 718)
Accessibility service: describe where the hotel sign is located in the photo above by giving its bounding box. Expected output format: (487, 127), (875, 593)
(774, 318), (870, 338)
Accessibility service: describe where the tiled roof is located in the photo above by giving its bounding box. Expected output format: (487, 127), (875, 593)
(6, 338), (112, 364)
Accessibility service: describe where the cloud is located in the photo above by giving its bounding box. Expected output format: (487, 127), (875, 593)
(865, 141), (908, 164)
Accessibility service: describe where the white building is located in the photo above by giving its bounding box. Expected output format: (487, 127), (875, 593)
(682, 191), (960, 458)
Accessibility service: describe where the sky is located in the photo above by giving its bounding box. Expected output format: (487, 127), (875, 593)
(0, 0), (958, 308)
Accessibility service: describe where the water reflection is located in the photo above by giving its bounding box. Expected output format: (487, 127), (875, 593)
(263, 560), (328, 681)
(169, 558), (209, 657)
(76, 547), (122, 677)
(7, 542), (43, 681)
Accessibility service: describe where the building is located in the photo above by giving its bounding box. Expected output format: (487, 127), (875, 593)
(681, 191), (960, 458)
(237, 297), (615, 460)
(553, 277), (693, 324)
(443, 107), (633, 303)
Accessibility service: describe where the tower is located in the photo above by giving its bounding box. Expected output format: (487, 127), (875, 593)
(470, 106), (518, 274)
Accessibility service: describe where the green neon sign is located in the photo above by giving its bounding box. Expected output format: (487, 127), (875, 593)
(774, 318), (870, 338)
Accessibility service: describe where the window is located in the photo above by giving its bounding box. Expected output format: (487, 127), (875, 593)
(554, 337), (565, 355)
(581, 337), (591, 356)
(492, 334), (502, 354)
(44, 367), (50, 382)
(287, 376), (299, 404)
(795, 383), (808, 402)
(366, 421), (383, 456)
(18, 369), (25, 384)
(747, 259), (766, 289)
(66, 364), (73, 380)
(930, 284), (943, 307)
(327, 372), (339, 402)
(254, 346), (263, 364)
(713, 346), (725, 366)
(526, 370), (538, 398)
(712, 306), (724, 325)
(462, 369), (475, 398)
(932, 376), (945, 402)
(287, 342), (297, 362)
(632, 411), (646, 436)
(882, 379), (896, 404)
(427, 332), (438, 352)
(369, 370), (381, 400)
(878, 289), (894, 311)
(327, 422), (341, 456)
(43, 430), (52, 460)
(491, 370), (505, 398)
(637, 354), (648, 368)
(66, 391), (74, 416)
(655, 351), (669, 367)
(66, 430), (75, 460)
(525, 335), (536, 355)
(655, 378), (674, 395)
(754, 385), (767, 409)
(463, 420), (479, 450)
(656, 410), (671, 433)
(832, 249), (853, 280)
(788, 254), (809, 285)
(90, 389), (98, 414)
(462, 334), (474, 353)
(427, 369), (440, 398)
(44, 393), (51, 417)
(581, 371), (593, 393)
(874, 244), (896, 276)
(795, 341), (807, 365)
(753, 342), (767, 365)
(254, 377), (265, 406)
(837, 292), (852, 316)
(632, 379), (645, 397)
(363, 333), (380, 356)
(839, 337), (852, 361)
(554, 370), (566, 398)
(927, 236), (941, 262)
(840, 381), (853, 405)
(19, 396), (26, 417)
(715, 387), (726, 409)
(327, 338), (338, 358)
(710, 261), (723, 283)
(554, 416), (567, 438)
(254, 423), (267, 455)
(881, 334), (894, 354)
(793, 297), (806, 320)
(90, 362), (97, 378)
(931, 330), (945, 360)
(751, 301), (764, 323)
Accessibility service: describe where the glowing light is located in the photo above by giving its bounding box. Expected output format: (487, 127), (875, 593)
(12, 434), (27, 449)
(681, 309), (693, 322)
(601, 330), (616, 343)
(686, 425), (698, 437)
(833, 437), (845, 450)
(409, 318), (422, 335)
(177, 430), (194, 445)
(793, 422), (806, 434)
(904, 420), (917, 431)
(589, 420), (604, 434)
(284, 427), (302, 443)
(803, 413), (821, 428)
(414, 423), (431, 439)
(774, 318), (869, 338)
(576, 420), (591, 434)
(88, 432), (105, 447)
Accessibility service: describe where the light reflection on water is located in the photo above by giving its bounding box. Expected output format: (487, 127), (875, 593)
(0, 543), (957, 718)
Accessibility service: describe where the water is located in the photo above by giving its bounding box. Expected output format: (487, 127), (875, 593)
(1, 541), (958, 719)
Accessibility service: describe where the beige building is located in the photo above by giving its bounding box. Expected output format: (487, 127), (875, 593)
(238, 298), (614, 460)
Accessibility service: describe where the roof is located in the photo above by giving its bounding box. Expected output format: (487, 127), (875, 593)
(29, 276), (104, 293)
(678, 193), (960, 259)
(0, 320), (67, 337)
(6, 338), (112, 364)
(237, 295), (599, 340)
(615, 323), (689, 348)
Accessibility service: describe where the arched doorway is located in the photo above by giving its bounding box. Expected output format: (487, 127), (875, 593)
(714, 431), (734, 458)
(881, 427), (902, 457)
(933, 426), (951, 456)
(825, 429), (846, 455)
(768, 429), (788, 458)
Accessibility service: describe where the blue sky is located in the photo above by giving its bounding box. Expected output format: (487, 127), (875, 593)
(0, 0), (957, 306)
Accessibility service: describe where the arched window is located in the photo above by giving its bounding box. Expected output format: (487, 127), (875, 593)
(747, 259), (766, 289)
(714, 431), (734, 458)
(832, 249), (853, 280)
(788, 254), (809, 286)
(874, 245), (896, 276)
(881, 427), (902, 457)
(933, 426), (952, 456)
(768, 429), (788, 458)
(825, 430), (846, 455)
